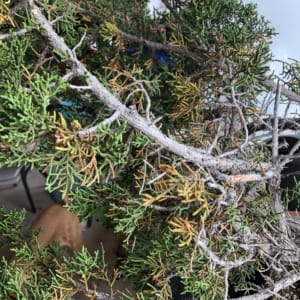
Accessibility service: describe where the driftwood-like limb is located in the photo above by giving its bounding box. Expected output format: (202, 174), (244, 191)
(268, 83), (292, 256)
(195, 228), (255, 270)
(230, 271), (300, 300)
(28, 0), (275, 179)
(196, 238), (255, 269)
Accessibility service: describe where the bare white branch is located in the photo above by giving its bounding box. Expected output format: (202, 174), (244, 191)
(72, 30), (87, 55)
(195, 228), (255, 269)
(75, 281), (116, 300)
(68, 84), (92, 91)
(229, 271), (300, 300)
(28, 0), (275, 179)
(272, 81), (281, 162)
(77, 111), (121, 136)
(231, 85), (249, 150)
(147, 204), (175, 212)
(0, 28), (29, 41)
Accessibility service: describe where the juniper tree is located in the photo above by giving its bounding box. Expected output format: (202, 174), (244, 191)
(1, 0), (300, 299)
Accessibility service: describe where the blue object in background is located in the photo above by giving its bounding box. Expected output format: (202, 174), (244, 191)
(125, 46), (176, 68)
(153, 50), (176, 68)
(126, 47), (138, 56)
(52, 98), (90, 121)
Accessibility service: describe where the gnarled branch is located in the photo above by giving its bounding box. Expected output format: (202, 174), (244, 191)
(28, 0), (274, 180)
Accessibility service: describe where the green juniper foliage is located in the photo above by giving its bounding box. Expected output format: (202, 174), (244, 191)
(1, 0), (299, 299)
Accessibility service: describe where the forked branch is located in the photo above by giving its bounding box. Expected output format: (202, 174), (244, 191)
(28, 0), (274, 180)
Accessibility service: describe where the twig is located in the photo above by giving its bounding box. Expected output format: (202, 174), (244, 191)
(147, 204), (175, 212)
(280, 139), (300, 170)
(272, 81), (281, 162)
(69, 84), (92, 91)
(226, 171), (275, 184)
(77, 111), (121, 136)
(72, 31), (87, 55)
(50, 15), (65, 25)
(138, 155), (149, 195)
(0, 28), (29, 41)
(195, 228), (255, 269)
(224, 270), (229, 300)
(260, 90), (275, 113)
(263, 78), (300, 104)
(0, 14), (63, 41)
(63, 71), (76, 82)
(75, 281), (116, 300)
(229, 271), (300, 300)
(147, 171), (167, 185)
(32, 45), (51, 74)
(207, 121), (222, 154)
(125, 79), (152, 122)
(124, 87), (151, 122)
(230, 85), (249, 150)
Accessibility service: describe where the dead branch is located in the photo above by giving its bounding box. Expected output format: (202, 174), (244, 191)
(119, 30), (300, 104)
(28, 0), (275, 179)
(77, 111), (121, 137)
(229, 271), (300, 300)
(0, 28), (29, 41)
(195, 228), (256, 270)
